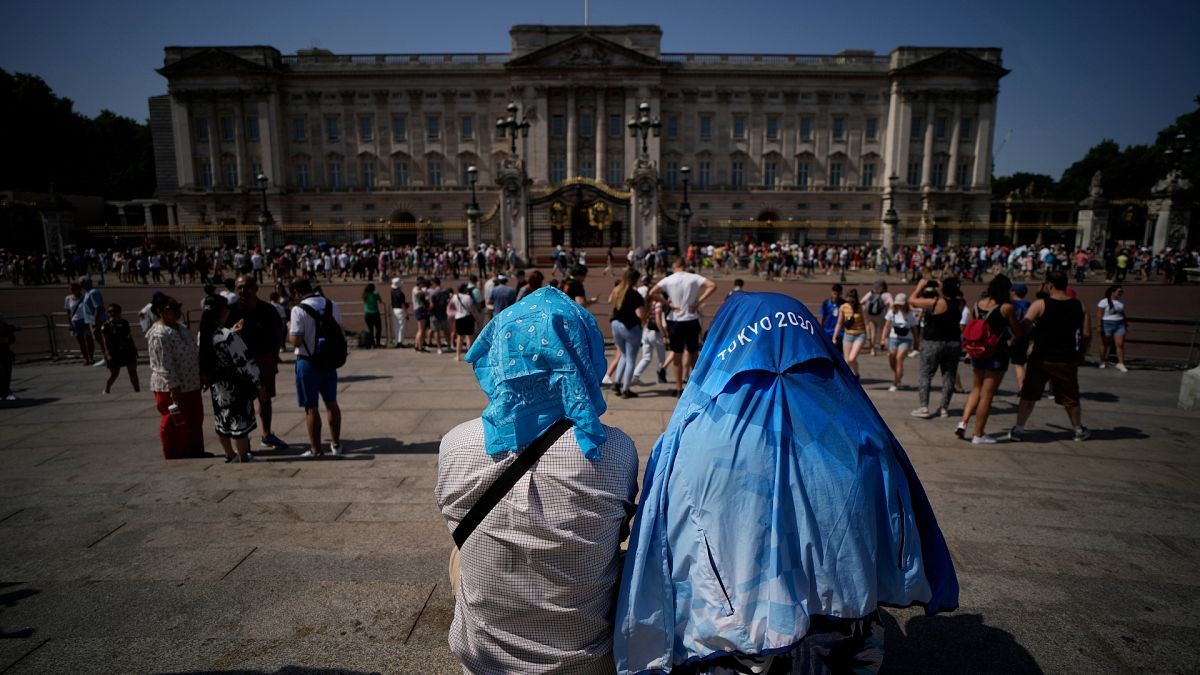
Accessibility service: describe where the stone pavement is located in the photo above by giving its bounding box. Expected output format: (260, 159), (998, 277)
(0, 337), (1198, 674)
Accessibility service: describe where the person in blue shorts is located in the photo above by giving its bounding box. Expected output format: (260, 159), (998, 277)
(288, 278), (343, 457)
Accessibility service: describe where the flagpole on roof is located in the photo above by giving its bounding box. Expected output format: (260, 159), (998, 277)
(584, 0), (589, 25)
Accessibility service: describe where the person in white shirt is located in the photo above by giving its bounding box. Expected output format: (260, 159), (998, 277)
(288, 278), (344, 457)
(862, 280), (894, 356)
(883, 293), (917, 391)
(647, 258), (717, 397)
(1096, 284), (1128, 372)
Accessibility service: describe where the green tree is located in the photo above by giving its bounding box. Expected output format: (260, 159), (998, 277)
(991, 172), (1057, 198)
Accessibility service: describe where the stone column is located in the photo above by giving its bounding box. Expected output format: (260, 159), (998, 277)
(234, 96), (247, 186)
(262, 89), (284, 189)
(170, 94), (196, 186)
(532, 86), (549, 185)
(566, 87), (577, 179)
(143, 204), (155, 239)
(596, 90), (606, 182)
(920, 99), (934, 188)
(973, 94), (995, 188)
(946, 100), (962, 188)
(1149, 171), (1193, 254)
(208, 98), (220, 188)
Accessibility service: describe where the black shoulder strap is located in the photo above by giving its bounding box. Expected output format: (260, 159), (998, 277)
(452, 418), (573, 548)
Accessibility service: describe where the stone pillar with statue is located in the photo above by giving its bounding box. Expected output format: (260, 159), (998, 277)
(628, 157), (660, 251)
(1076, 171), (1109, 252)
(496, 156), (531, 264)
(1149, 169), (1192, 254)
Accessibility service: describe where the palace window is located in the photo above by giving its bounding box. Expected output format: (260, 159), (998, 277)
(799, 117), (813, 141)
(359, 116), (374, 141)
(426, 115), (440, 140)
(296, 162), (310, 188)
(764, 161), (777, 187)
(766, 116), (779, 140)
(832, 117), (845, 140)
(607, 159), (623, 185)
(362, 162), (376, 187)
(861, 162), (875, 187)
(551, 157), (566, 183)
(609, 114), (622, 137)
(394, 160), (409, 186)
(461, 162), (473, 186)
(935, 116), (948, 140)
(292, 116), (306, 142)
(731, 161), (745, 187)
(666, 115), (679, 139)
(665, 161), (678, 188)
(698, 161), (712, 187)
(956, 162), (971, 187)
(580, 113), (593, 138)
(733, 115), (747, 140)
(907, 160), (921, 186)
(461, 115), (474, 140)
(197, 161), (212, 187)
(700, 115), (713, 140)
(195, 117), (209, 142)
(329, 163), (343, 188)
(829, 162), (843, 188)
(581, 158), (595, 179)
(220, 116), (235, 142)
(246, 116), (260, 142)
(865, 118), (878, 140)
(911, 117), (924, 140)
(325, 116), (340, 142)
(932, 162), (946, 187)
(960, 117), (973, 141)
(223, 163), (237, 187)
(428, 158), (442, 186)
(796, 162), (810, 187)
(551, 115), (565, 138)
(393, 116), (407, 141)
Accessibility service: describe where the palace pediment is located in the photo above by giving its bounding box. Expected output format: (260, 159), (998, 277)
(158, 48), (276, 77)
(893, 49), (1010, 79)
(506, 33), (664, 70)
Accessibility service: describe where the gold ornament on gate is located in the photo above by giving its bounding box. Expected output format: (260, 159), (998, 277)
(549, 201), (567, 230)
(588, 201), (611, 230)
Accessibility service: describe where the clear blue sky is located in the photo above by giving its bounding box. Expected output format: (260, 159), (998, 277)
(3, 0), (1198, 179)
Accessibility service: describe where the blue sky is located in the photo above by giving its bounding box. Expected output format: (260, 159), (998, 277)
(2, 0), (1198, 179)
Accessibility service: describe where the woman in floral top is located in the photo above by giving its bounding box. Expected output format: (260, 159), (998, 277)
(147, 295), (207, 459)
(198, 295), (262, 463)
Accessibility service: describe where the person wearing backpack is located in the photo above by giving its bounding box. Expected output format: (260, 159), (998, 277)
(288, 278), (345, 457)
(955, 274), (1023, 444)
(862, 280), (893, 357)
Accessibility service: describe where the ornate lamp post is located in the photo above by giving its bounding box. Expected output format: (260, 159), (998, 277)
(678, 165), (692, 254)
(882, 174), (900, 252)
(627, 101), (661, 157)
(465, 165), (480, 251)
(255, 172), (272, 251)
(495, 102), (530, 156)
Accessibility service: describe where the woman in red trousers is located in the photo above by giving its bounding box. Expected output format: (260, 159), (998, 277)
(146, 295), (207, 459)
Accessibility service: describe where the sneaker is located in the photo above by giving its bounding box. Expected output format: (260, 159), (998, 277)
(619, 389), (639, 399)
(971, 434), (998, 445)
(1098, 362), (1106, 369)
(329, 443), (344, 455)
(436, 348), (444, 355)
(298, 449), (318, 458)
(955, 422), (967, 439)
(910, 408), (933, 419)
(260, 434), (288, 449)
(3, 394), (16, 401)
(92, 360), (107, 367)
(238, 455), (261, 463)
(632, 377), (649, 387)
(1116, 363), (1128, 373)
(1006, 426), (1023, 442)
(938, 408), (950, 418)
(1073, 427), (1091, 442)
(602, 375), (614, 386)
(657, 368), (667, 383)
(907, 351), (919, 359)
(887, 385), (898, 392)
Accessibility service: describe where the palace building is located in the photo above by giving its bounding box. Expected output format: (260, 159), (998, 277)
(151, 24), (1009, 257)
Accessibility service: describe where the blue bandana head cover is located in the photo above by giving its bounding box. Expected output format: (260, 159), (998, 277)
(465, 286), (609, 459)
(614, 291), (958, 673)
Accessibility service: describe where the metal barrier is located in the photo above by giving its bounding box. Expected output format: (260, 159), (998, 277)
(6, 314), (59, 362)
(1124, 316), (1200, 367)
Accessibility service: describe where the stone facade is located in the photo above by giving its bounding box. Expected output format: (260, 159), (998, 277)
(153, 25), (1008, 255)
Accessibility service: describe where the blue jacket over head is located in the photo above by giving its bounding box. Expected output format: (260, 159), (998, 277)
(614, 291), (958, 674)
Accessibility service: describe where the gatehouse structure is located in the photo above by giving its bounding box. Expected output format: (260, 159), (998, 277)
(152, 24), (1009, 258)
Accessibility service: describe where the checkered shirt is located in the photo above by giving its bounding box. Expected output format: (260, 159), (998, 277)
(436, 417), (639, 674)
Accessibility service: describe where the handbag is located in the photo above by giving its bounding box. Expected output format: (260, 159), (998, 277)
(452, 418), (573, 548)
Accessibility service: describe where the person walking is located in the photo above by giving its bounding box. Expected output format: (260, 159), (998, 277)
(79, 277), (108, 367)
(450, 283), (478, 361)
(489, 274), (517, 315)
(609, 268), (645, 398)
(648, 258), (717, 397)
(229, 275), (288, 450)
(1096, 284), (1129, 372)
(99, 304), (140, 394)
(198, 295), (261, 463)
(1009, 270), (1091, 442)
(883, 293), (916, 391)
(909, 277), (964, 419)
(632, 274), (668, 386)
(955, 274), (1022, 444)
(862, 280), (893, 356)
(64, 282), (95, 365)
(427, 277), (451, 354)
(362, 282), (384, 348)
(819, 283), (845, 352)
(289, 278), (345, 457)
(832, 288), (868, 377)
(412, 277), (430, 352)
(147, 295), (208, 459)
(390, 278), (408, 348)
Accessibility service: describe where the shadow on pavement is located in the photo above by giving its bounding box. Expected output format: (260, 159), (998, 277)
(0, 582), (40, 639)
(164, 669), (381, 675)
(1080, 391), (1120, 403)
(0, 397), (59, 409)
(337, 375), (393, 383)
(881, 611), (1043, 674)
(348, 438), (439, 455)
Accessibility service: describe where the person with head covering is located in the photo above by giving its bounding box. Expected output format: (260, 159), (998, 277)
(615, 291), (958, 675)
(198, 294), (261, 463)
(883, 292), (916, 391)
(435, 286), (640, 675)
(147, 294), (207, 459)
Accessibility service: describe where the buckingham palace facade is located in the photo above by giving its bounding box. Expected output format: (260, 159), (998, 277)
(152, 24), (1008, 256)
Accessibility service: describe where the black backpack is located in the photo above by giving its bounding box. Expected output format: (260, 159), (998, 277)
(298, 300), (347, 371)
(867, 293), (886, 316)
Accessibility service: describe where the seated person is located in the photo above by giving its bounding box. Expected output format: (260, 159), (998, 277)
(436, 285), (640, 674)
(615, 291), (959, 675)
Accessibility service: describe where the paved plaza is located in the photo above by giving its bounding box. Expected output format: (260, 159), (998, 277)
(1, 317), (1199, 674)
